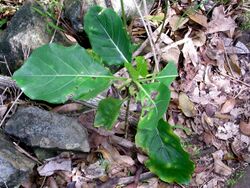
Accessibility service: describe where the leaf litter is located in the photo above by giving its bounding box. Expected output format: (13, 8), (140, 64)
(1, 0), (250, 187)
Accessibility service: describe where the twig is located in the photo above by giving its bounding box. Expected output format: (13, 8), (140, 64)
(132, 0), (159, 72)
(50, 0), (64, 43)
(110, 135), (135, 148)
(117, 172), (155, 186)
(0, 56), (12, 76)
(219, 72), (250, 88)
(124, 97), (131, 139)
(0, 91), (23, 128)
(13, 142), (42, 164)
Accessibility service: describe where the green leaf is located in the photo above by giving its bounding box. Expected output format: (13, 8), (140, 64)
(13, 43), (113, 103)
(156, 62), (178, 86)
(145, 119), (194, 184)
(125, 62), (139, 80)
(94, 97), (122, 129)
(135, 56), (148, 78)
(0, 18), (7, 29)
(84, 6), (132, 66)
(135, 83), (194, 184)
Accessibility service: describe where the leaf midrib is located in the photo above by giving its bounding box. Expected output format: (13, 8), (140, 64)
(95, 14), (129, 64)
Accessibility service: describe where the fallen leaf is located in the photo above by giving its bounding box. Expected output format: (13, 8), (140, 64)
(192, 30), (206, 47)
(38, 158), (72, 176)
(220, 98), (236, 114)
(169, 15), (189, 31)
(240, 121), (250, 136)
(212, 150), (232, 176)
(182, 38), (198, 66)
(48, 177), (59, 188)
(178, 92), (197, 117)
(188, 11), (208, 27)
(52, 103), (84, 113)
(206, 5), (236, 37)
(83, 161), (107, 180)
(161, 47), (180, 64)
(216, 122), (238, 140)
(99, 142), (135, 176)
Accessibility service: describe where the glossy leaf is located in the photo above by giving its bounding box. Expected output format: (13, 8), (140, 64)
(142, 119), (194, 184)
(84, 6), (132, 66)
(94, 97), (123, 129)
(135, 82), (194, 184)
(13, 43), (113, 103)
(156, 62), (178, 86)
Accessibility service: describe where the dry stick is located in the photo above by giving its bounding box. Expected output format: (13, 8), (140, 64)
(219, 72), (250, 88)
(13, 142), (42, 164)
(50, 0), (64, 43)
(132, 0), (159, 72)
(0, 91), (23, 128)
(0, 56), (12, 76)
(117, 172), (155, 186)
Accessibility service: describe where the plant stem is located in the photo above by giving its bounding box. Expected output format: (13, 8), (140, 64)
(120, 0), (127, 29)
(124, 96), (131, 139)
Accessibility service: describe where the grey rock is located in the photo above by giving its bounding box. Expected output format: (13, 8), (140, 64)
(4, 106), (90, 152)
(63, 0), (155, 33)
(0, 131), (35, 187)
(233, 166), (250, 188)
(0, 2), (71, 75)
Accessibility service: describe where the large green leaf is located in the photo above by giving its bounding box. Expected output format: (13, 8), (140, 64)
(94, 97), (123, 129)
(13, 43), (113, 103)
(84, 6), (132, 66)
(135, 82), (194, 184)
(137, 118), (194, 184)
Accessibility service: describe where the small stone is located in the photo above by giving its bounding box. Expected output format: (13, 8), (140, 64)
(4, 106), (90, 152)
(0, 131), (35, 187)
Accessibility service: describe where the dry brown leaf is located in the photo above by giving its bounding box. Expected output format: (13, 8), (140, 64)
(240, 121), (250, 136)
(212, 150), (232, 176)
(83, 161), (107, 180)
(47, 177), (59, 188)
(192, 30), (206, 47)
(178, 92), (197, 117)
(220, 98), (236, 114)
(137, 153), (148, 164)
(37, 158), (72, 176)
(206, 5), (236, 37)
(182, 39), (198, 66)
(99, 142), (135, 176)
(216, 122), (238, 140)
(169, 15), (189, 31)
(161, 47), (180, 64)
(64, 33), (77, 43)
(188, 11), (208, 27)
(52, 103), (84, 113)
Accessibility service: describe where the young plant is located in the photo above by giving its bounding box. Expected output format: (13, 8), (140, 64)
(13, 5), (194, 184)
